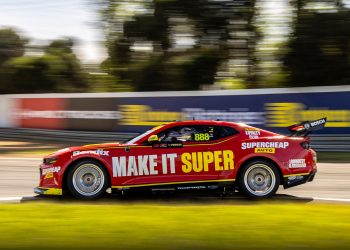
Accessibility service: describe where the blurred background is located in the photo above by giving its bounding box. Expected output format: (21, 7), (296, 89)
(0, 0), (350, 93)
(0, 0), (350, 153)
(1, 3), (350, 248)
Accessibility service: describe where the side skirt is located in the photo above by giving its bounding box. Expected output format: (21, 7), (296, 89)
(112, 179), (236, 193)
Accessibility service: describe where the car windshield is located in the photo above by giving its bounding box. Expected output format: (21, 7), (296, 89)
(125, 129), (154, 145)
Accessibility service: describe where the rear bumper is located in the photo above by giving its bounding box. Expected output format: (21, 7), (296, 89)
(34, 187), (62, 195)
(283, 170), (317, 189)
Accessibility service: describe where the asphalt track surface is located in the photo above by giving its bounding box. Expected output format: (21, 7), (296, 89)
(0, 157), (349, 202)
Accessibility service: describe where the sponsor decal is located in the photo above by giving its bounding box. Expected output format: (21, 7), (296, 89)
(42, 166), (61, 175)
(287, 175), (304, 181)
(120, 105), (182, 126)
(17, 110), (121, 119)
(245, 128), (260, 139)
(182, 108), (265, 125)
(241, 142), (289, 150)
(42, 166), (61, 178)
(310, 118), (326, 127)
(266, 102), (350, 127)
(254, 148), (275, 154)
(44, 172), (54, 179)
(112, 150), (234, 177)
(152, 143), (183, 149)
(119, 105), (265, 126)
(182, 150), (234, 173)
(177, 186), (206, 190)
(289, 159), (306, 168)
(72, 149), (109, 157)
(194, 133), (211, 141)
(17, 98), (65, 129)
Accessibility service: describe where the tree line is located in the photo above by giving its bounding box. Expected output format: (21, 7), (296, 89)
(1, 0), (350, 93)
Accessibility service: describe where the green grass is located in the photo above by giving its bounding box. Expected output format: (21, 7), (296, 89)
(317, 152), (350, 163)
(1, 202), (350, 249)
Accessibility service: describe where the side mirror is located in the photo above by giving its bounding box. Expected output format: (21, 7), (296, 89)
(147, 134), (159, 144)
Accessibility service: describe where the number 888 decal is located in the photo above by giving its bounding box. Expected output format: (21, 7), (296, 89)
(194, 133), (210, 141)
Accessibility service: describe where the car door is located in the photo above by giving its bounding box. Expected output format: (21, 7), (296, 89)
(131, 125), (229, 186)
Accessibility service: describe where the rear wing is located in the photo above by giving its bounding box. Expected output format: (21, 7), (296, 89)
(288, 117), (327, 137)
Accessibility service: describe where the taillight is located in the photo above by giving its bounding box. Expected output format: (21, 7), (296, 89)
(300, 141), (310, 149)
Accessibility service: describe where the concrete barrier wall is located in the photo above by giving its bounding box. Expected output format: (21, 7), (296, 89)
(1, 85), (350, 135)
(0, 96), (17, 128)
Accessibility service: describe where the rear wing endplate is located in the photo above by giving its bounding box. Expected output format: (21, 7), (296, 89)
(288, 117), (327, 137)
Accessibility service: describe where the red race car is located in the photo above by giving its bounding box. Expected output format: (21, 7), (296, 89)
(34, 118), (326, 199)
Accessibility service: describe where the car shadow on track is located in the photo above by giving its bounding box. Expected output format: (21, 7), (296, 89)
(20, 191), (314, 204)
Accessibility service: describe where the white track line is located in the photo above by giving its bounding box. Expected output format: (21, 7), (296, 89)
(0, 196), (350, 203)
(0, 157), (41, 160)
(0, 196), (24, 202)
(312, 197), (350, 203)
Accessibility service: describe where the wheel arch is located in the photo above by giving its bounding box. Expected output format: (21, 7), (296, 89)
(62, 157), (112, 195)
(235, 156), (284, 186)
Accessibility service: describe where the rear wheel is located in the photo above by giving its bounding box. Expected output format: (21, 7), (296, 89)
(238, 160), (280, 199)
(67, 160), (109, 199)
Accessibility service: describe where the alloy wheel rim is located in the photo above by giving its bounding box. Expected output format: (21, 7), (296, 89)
(243, 164), (276, 196)
(72, 164), (104, 196)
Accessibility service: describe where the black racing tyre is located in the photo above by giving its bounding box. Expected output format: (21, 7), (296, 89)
(67, 159), (109, 199)
(238, 160), (280, 199)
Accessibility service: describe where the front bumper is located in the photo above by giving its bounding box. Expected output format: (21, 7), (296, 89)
(34, 187), (62, 195)
(283, 170), (317, 189)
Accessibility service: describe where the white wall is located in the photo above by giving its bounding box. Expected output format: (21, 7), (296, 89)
(0, 96), (17, 128)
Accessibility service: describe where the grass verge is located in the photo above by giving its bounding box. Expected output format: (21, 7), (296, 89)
(0, 202), (350, 249)
(317, 152), (350, 163)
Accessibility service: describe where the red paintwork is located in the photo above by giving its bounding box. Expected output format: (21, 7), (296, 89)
(37, 120), (317, 191)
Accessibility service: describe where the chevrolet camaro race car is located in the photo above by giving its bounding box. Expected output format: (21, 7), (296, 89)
(34, 118), (326, 199)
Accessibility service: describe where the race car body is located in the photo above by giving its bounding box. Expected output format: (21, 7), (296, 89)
(35, 118), (325, 199)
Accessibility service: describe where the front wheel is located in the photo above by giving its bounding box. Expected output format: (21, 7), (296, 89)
(238, 160), (280, 199)
(67, 160), (109, 199)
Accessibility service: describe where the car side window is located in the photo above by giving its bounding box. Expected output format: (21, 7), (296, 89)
(217, 126), (238, 139)
(158, 126), (198, 142)
(158, 125), (238, 143)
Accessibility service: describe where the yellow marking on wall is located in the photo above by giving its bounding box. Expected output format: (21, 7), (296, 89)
(120, 105), (183, 126)
(266, 102), (350, 127)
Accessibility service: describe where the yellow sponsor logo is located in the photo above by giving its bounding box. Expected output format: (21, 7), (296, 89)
(265, 102), (350, 127)
(120, 105), (183, 126)
(194, 133), (210, 141)
(44, 172), (54, 179)
(181, 150), (234, 173)
(112, 150), (235, 177)
(254, 148), (275, 154)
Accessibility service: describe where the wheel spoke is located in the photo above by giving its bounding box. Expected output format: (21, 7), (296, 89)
(72, 163), (105, 197)
(243, 164), (276, 197)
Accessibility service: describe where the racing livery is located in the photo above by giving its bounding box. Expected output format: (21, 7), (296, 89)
(34, 118), (325, 199)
